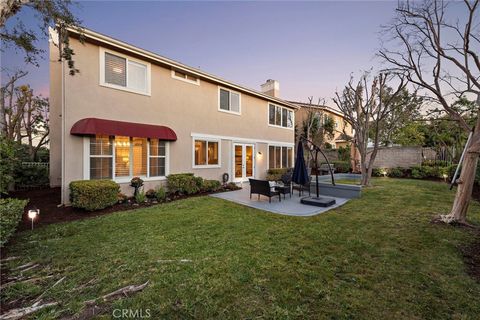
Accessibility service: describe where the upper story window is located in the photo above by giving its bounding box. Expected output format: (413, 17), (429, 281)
(100, 48), (151, 95)
(218, 87), (241, 115)
(172, 69), (200, 85)
(268, 103), (293, 129)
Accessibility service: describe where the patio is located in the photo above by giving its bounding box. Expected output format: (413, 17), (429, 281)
(210, 185), (349, 216)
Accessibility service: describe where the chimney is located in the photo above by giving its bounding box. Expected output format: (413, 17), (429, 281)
(261, 79), (280, 98)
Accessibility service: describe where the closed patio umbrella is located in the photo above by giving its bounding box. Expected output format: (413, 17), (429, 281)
(292, 140), (309, 186)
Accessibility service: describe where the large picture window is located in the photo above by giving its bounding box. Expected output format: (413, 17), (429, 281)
(268, 145), (293, 169)
(88, 135), (168, 180)
(101, 49), (150, 95)
(219, 88), (241, 114)
(194, 139), (220, 167)
(268, 103), (293, 129)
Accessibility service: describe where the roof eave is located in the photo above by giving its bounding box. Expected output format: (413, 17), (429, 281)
(66, 26), (299, 110)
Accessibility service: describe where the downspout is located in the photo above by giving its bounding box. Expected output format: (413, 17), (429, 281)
(60, 43), (66, 205)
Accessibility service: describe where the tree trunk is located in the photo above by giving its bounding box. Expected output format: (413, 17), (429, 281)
(441, 106), (480, 224)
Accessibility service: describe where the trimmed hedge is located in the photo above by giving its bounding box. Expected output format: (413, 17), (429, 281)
(266, 168), (291, 181)
(321, 161), (351, 173)
(70, 180), (120, 211)
(0, 198), (27, 247)
(167, 173), (203, 195)
(202, 179), (222, 192)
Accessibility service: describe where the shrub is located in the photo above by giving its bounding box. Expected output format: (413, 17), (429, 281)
(145, 189), (156, 199)
(0, 198), (27, 247)
(388, 167), (404, 178)
(70, 180), (119, 211)
(225, 182), (240, 190)
(117, 193), (128, 204)
(330, 161), (351, 173)
(371, 168), (384, 177)
(155, 186), (167, 201)
(14, 165), (49, 188)
(266, 168), (291, 181)
(135, 189), (147, 203)
(167, 173), (203, 195)
(202, 179), (221, 192)
(337, 145), (351, 162)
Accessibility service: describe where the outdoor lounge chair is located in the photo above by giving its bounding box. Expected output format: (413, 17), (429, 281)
(249, 178), (281, 203)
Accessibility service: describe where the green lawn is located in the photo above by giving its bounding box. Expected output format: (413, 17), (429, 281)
(2, 179), (480, 319)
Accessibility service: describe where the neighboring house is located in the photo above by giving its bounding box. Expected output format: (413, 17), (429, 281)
(292, 101), (353, 149)
(48, 27), (297, 204)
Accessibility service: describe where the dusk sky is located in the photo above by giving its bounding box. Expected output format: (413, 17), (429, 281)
(3, 1), (403, 106)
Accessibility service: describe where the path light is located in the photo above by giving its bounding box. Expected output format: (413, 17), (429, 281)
(28, 209), (40, 230)
(442, 174), (448, 182)
(381, 169), (387, 177)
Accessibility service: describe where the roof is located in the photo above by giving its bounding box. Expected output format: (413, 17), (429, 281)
(63, 26), (298, 110)
(288, 101), (346, 118)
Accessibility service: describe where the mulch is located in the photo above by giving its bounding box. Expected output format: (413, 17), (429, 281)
(10, 187), (238, 232)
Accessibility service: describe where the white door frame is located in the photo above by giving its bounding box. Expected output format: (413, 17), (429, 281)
(232, 143), (255, 182)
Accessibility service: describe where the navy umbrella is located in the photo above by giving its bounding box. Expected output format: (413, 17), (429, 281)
(292, 140), (309, 185)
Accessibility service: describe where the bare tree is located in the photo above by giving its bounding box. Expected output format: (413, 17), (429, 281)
(333, 72), (407, 186)
(1, 71), (49, 160)
(379, 0), (480, 224)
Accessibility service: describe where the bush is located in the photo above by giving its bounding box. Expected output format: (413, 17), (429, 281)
(266, 168), (292, 181)
(14, 165), (49, 188)
(117, 193), (128, 203)
(135, 189), (147, 203)
(155, 186), (167, 201)
(337, 145), (351, 162)
(202, 179), (221, 192)
(145, 189), (156, 199)
(330, 161), (351, 173)
(0, 198), (27, 247)
(70, 180), (120, 211)
(371, 168), (384, 177)
(225, 182), (240, 190)
(167, 173), (203, 195)
(388, 167), (404, 178)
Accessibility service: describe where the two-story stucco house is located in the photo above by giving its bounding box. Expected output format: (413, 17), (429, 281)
(48, 27), (297, 204)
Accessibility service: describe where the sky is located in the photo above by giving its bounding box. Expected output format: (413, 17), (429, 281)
(2, 1), (402, 106)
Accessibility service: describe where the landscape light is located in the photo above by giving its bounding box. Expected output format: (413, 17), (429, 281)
(28, 209), (40, 230)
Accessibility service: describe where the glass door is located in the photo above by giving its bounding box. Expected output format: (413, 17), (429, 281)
(233, 144), (255, 181)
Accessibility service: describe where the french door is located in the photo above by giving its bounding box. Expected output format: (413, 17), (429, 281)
(233, 143), (254, 182)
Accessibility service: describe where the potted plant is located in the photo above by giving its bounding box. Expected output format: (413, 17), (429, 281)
(130, 177), (144, 197)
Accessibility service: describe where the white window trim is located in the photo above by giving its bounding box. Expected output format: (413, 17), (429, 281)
(218, 86), (241, 116)
(267, 103), (295, 130)
(99, 47), (151, 96)
(267, 144), (294, 170)
(192, 137), (221, 169)
(83, 137), (169, 182)
(171, 69), (200, 86)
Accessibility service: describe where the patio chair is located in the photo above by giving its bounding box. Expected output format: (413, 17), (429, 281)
(249, 178), (281, 203)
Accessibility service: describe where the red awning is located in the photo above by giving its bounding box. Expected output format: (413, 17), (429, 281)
(70, 118), (177, 141)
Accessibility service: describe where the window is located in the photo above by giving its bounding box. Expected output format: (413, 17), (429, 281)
(268, 145), (293, 169)
(219, 88), (240, 114)
(90, 135), (113, 179)
(88, 135), (168, 180)
(149, 139), (166, 177)
(194, 139), (219, 167)
(268, 103), (293, 129)
(172, 69), (199, 85)
(101, 49), (150, 95)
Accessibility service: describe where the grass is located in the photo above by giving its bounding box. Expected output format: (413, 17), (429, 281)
(2, 178), (480, 319)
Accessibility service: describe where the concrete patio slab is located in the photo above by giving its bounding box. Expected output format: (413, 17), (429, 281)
(210, 187), (349, 217)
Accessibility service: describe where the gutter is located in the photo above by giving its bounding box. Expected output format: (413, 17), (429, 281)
(66, 26), (299, 110)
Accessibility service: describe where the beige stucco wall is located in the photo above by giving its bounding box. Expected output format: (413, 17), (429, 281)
(50, 37), (294, 203)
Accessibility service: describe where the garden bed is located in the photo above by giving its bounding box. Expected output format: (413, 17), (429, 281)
(9, 186), (240, 231)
